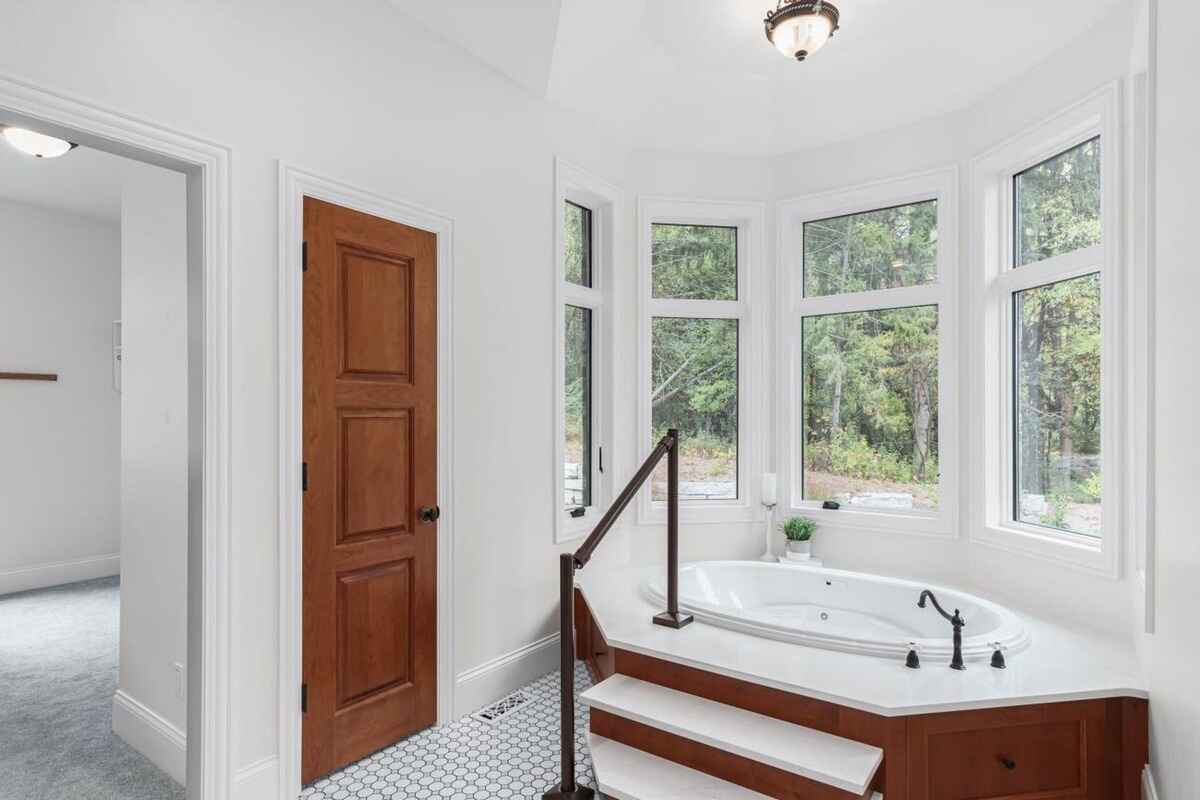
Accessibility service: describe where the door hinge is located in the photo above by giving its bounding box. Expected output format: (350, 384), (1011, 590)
(302, 462), (308, 492)
(301, 682), (308, 713)
(301, 240), (308, 273)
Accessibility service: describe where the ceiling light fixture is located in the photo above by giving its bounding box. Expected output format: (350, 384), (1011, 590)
(764, 0), (840, 62)
(1, 126), (77, 158)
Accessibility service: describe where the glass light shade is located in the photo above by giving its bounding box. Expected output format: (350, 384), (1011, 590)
(2, 127), (75, 158)
(762, 473), (778, 505)
(769, 13), (833, 59)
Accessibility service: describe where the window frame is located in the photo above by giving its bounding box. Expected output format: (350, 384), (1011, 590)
(554, 158), (618, 543)
(777, 168), (961, 537)
(637, 196), (767, 525)
(970, 83), (1123, 576)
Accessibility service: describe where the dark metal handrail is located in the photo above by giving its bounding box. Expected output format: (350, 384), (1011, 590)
(543, 429), (692, 800)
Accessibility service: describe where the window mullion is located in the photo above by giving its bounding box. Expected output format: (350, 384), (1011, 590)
(995, 243), (1104, 294)
(794, 283), (943, 318)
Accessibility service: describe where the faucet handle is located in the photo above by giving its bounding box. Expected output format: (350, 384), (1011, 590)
(904, 641), (921, 669)
(989, 641), (1007, 669)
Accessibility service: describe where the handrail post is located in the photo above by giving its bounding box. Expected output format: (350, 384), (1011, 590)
(542, 553), (594, 799)
(653, 429), (693, 630)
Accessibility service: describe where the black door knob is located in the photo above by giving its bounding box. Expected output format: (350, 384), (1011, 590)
(419, 506), (440, 524)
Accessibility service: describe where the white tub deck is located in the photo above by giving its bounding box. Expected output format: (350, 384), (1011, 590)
(577, 562), (1146, 717)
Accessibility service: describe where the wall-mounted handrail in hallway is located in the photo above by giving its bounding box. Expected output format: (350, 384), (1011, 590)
(0, 371), (58, 381)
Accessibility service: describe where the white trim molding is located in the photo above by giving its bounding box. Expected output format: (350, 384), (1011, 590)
(277, 163), (456, 800)
(969, 81), (1124, 577)
(553, 158), (621, 543)
(112, 690), (187, 786)
(636, 196), (769, 526)
(0, 71), (234, 799)
(453, 633), (560, 719)
(1141, 765), (1159, 800)
(231, 756), (280, 800)
(776, 167), (961, 538)
(0, 553), (119, 597)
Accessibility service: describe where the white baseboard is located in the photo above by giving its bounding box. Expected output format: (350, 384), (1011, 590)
(0, 553), (120, 597)
(111, 690), (186, 785)
(1143, 765), (1159, 800)
(233, 755), (279, 800)
(453, 633), (560, 718)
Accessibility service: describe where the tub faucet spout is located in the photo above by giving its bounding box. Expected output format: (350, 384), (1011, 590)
(918, 590), (966, 670)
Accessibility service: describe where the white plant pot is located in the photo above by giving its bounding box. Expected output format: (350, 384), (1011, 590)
(785, 539), (812, 560)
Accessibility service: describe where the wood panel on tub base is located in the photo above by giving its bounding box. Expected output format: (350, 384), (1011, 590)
(573, 591), (1148, 799)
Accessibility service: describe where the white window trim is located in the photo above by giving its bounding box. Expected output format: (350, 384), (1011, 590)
(554, 158), (619, 543)
(777, 168), (961, 537)
(969, 81), (1124, 577)
(636, 196), (768, 525)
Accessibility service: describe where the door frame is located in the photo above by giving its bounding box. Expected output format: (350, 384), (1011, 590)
(0, 74), (234, 798)
(277, 163), (455, 798)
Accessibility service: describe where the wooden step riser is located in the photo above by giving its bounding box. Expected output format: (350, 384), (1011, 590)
(591, 708), (871, 800)
(613, 648), (904, 796)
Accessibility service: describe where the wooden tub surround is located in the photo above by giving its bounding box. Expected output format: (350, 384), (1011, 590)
(575, 590), (1148, 800)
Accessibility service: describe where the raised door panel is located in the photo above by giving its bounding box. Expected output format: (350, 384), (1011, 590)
(339, 410), (413, 542)
(336, 560), (413, 708)
(339, 246), (413, 381)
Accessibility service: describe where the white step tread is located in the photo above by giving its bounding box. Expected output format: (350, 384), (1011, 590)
(582, 674), (883, 796)
(589, 733), (773, 800)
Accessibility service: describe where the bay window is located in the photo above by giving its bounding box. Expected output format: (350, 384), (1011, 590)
(639, 199), (765, 523)
(555, 160), (618, 542)
(972, 85), (1121, 574)
(779, 171), (959, 535)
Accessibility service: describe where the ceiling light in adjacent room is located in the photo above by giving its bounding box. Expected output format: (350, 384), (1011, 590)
(764, 0), (840, 61)
(1, 126), (77, 158)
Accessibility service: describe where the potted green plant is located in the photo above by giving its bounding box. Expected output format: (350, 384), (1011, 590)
(782, 516), (817, 560)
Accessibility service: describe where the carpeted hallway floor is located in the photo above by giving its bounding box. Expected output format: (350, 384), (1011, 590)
(0, 577), (186, 800)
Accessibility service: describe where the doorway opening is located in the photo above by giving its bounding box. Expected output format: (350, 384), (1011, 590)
(0, 78), (232, 800)
(0, 139), (189, 799)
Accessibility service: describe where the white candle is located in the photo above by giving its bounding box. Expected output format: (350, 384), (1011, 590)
(762, 473), (777, 506)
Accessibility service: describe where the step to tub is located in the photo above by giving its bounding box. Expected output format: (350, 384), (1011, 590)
(582, 674), (883, 797)
(588, 733), (773, 800)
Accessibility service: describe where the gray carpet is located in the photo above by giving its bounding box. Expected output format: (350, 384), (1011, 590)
(0, 577), (186, 800)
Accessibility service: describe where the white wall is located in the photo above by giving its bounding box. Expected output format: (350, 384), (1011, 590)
(0, 0), (633, 777)
(0, 198), (121, 595)
(115, 160), (189, 776)
(1144, 1), (1200, 796)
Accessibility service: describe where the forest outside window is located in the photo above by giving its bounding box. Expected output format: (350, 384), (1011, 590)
(800, 201), (942, 514)
(971, 88), (1119, 572)
(1009, 137), (1104, 538)
(564, 304), (592, 509)
(556, 159), (616, 543)
(649, 224), (741, 501)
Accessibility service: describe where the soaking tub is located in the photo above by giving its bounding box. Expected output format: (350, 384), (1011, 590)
(645, 561), (1030, 662)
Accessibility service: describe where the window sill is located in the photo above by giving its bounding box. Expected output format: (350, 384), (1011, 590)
(973, 522), (1118, 578)
(639, 499), (760, 526)
(784, 504), (956, 539)
(554, 510), (599, 544)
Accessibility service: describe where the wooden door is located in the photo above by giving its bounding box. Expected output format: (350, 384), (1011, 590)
(302, 197), (438, 783)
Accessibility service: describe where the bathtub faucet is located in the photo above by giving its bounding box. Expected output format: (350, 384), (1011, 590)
(918, 590), (966, 670)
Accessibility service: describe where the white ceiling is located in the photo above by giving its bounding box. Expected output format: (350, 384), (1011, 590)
(0, 141), (128, 223)
(393, 0), (1127, 154)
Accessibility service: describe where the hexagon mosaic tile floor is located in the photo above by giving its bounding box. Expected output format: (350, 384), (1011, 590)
(301, 663), (601, 800)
